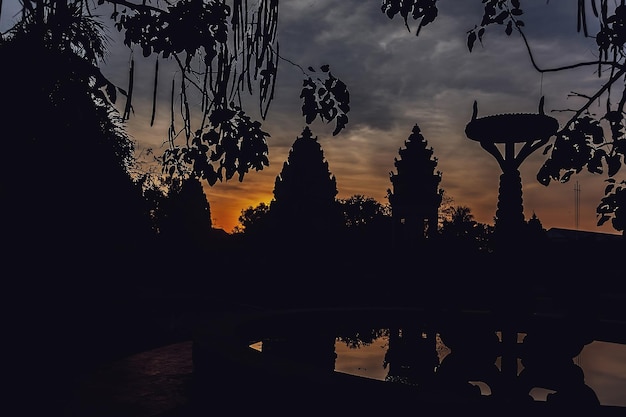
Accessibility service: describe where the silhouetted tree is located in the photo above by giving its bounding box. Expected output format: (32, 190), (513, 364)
(269, 127), (344, 247)
(1, 8), (154, 272)
(240, 194), (391, 239)
(525, 212), (547, 243)
(437, 190), (457, 229)
(439, 206), (494, 253)
(337, 328), (387, 349)
(233, 201), (273, 253)
(339, 194), (391, 228)
(237, 202), (272, 235)
(388, 124), (443, 248)
(383, 1), (626, 236)
(157, 176), (213, 248)
(338, 194), (393, 254)
(2, 7), (159, 409)
(139, 174), (169, 235)
(1, 0), (350, 191)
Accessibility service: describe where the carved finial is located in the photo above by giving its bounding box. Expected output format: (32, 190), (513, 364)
(472, 100), (478, 120)
(538, 96), (545, 115)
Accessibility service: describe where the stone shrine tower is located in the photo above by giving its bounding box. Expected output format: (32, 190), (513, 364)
(388, 125), (443, 248)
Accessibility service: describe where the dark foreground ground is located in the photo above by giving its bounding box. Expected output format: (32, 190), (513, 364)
(16, 239), (626, 417)
(52, 296), (626, 417)
(64, 341), (194, 417)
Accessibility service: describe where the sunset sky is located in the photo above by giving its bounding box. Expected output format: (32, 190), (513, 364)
(2, 1), (622, 234)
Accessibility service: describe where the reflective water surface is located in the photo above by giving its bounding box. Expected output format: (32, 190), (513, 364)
(251, 326), (626, 408)
(331, 331), (626, 407)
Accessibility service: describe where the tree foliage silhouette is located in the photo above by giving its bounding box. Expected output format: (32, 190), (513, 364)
(155, 176), (213, 247)
(339, 195), (391, 229)
(238, 195), (391, 254)
(237, 202), (271, 235)
(1, 0), (350, 190)
(1, 8), (154, 266)
(1, 5), (161, 401)
(439, 206), (494, 253)
(383, 1), (626, 235)
(338, 195), (392, 252)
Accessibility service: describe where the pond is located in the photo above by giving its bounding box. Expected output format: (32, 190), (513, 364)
(196, 307), (626, 414)
(328, 332), (626, 407)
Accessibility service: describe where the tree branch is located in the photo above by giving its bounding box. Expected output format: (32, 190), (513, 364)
(512, 15), (626, 73)
(270, 44), (310, 77)
(562, 68), (626, 128)
(619, 81), (626, 113)
(102, 0), (165, 14)
(507, 15), (626, 130)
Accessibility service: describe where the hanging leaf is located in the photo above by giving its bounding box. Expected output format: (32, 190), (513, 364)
(105, 81), (117, 104)
(597, 214), (611, 226)
(169, 78), (175, 143)
(494, 10), (509, 24)
(150, 57), (159, 126)
(123, 57), (134, 120)
(607, 154), (622, 176)
(505, 20), (513, 36)
(467, 30), (477, 52)
(543, 144), (553, 155)
(333, 113), (348, 136)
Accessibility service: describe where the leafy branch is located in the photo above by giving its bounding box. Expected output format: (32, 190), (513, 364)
(99, 0), (350, 183)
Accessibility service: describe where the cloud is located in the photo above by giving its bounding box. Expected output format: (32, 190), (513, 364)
(144, 1), (624, 233)
(5, 0), (620, 233)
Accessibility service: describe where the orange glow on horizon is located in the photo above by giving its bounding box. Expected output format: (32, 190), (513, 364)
(205, 175), (623, 236)
(205, 181), (274, 232)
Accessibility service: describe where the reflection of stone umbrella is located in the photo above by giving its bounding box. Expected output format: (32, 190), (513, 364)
(465, 97), (559, 248)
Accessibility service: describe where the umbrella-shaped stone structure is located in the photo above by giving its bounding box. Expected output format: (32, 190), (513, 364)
(465, 97), (559, 249)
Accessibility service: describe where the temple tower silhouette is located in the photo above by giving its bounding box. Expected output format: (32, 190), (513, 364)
(388, 124), (443, 249)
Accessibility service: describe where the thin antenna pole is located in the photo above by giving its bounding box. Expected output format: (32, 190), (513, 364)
(574, 181), (581, 230)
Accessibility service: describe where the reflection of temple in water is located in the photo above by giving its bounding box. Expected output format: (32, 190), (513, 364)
(196, 307), (625, 415)
(383, 327), (438, 386)
(378, 322), (601, 411)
